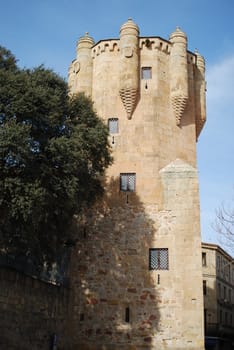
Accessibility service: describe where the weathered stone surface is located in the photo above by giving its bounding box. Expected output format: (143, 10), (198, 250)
(68, 19), (206, 350)
(0, 267), (70, 350)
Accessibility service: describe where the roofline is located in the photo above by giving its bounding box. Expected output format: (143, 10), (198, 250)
(202, 242), (234, 261)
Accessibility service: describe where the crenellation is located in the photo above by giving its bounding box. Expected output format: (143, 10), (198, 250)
(139, 37), (171, 54)
(92, 40), (120, 57)
(91, 37), (172, 61)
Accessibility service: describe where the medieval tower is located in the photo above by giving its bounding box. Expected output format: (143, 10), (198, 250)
(68, 19), (206, 350)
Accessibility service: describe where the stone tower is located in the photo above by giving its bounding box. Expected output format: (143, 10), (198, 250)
(68, 19), (206, 350)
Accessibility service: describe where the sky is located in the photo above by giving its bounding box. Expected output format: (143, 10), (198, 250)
(1, 0), (234, 255)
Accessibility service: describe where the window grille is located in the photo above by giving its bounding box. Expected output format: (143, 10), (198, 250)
(120, 173), (136, 192)
(141, 67), (152, 80)
(149, 248), (169, 270)
(108, 118), (119, 134)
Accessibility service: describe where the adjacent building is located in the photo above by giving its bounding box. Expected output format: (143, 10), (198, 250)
(68, 19), (206, 350)
(202, 242), (234, 350)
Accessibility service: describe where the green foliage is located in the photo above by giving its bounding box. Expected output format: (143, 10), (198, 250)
(0, 46), (112, 265)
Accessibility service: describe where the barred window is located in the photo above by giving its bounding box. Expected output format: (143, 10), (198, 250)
(141, 67), (152, 80)
(149, 248), (169, 270)
(120, 173), (136, 192)
(108, 118), (119, 134)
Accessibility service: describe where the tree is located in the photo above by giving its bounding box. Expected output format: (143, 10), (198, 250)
(214, 197), (234, 254)
(0, 46), (112, 266)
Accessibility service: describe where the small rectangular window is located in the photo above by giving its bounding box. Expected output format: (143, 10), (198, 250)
(225, 312), (228, 325)
(203, 280), (207, 295)
(220, 309), (222, 323)
(125, 307), (130, 323)
(217, 256), (220, 271)
(224, 286), (227, 299)
(149, 248), (169, 270)
(120, 173), (136, 192)
(141, 67), (152, 80)
(229, 289), (232, 302)
(202, 252), (207, 266)
(108, 118), (119, 134)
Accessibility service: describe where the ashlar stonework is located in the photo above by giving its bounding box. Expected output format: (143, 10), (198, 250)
(68, 19), (206, 350)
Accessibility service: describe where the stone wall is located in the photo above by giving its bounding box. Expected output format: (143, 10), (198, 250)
(0, 266), (71, 350)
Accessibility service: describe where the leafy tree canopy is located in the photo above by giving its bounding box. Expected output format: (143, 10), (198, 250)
(0, 46), (112, 266)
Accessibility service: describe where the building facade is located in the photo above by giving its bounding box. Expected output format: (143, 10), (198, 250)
(68, 19), (206, 350)
(202, 243), (234, 350)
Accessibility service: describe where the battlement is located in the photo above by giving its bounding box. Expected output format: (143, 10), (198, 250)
(91, 36), (172, 57)
(69, 19), (206, 136)
(91, 37), (196, 62)
(92, 39), (119, 57)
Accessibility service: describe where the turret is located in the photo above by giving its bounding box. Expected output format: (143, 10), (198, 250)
(195, 50), (206, 138)
(169, 27), (189, 126)
(68, 32), (94, 96)
(119, 18), (140, 119)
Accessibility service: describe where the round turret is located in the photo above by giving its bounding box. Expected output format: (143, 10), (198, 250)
(169, 27), (188, 125)
(76, 32), (94, 54)
(169, 27), (187, 44)
(195, 49), (205, 70)
(119, 19), (140, 119)
(119, 18), (139, 37)
(194, 49), (206, 138)
(68, 32), (95, 96)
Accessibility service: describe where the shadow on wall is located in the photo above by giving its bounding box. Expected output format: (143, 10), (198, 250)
(69, 176), (162, 349)
(204, 285), (234, 350)
(0, 267), (70, 350)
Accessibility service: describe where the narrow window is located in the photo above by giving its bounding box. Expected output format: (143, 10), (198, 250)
(225, 312), (228, 325)
(125, 307), (130, 323)
(218, 283), (221, 298)
(202, 252), (207, 266)
(227, 265), (231, 280)
(204, 309), (207, 333)
(217, 255), (220, 271)
(203, 280), (207, 295)
(120, 173), (136, 192)
(141, 67), (152, 80)
(224, 286), (227, 300)
(108, 118), (119, 134)
(220, 309), (222, 323)
(80, 313), (84, 322)
(149, 248), (169, 270)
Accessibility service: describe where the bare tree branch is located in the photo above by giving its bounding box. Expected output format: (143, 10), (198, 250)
(213, 197), (234, 254)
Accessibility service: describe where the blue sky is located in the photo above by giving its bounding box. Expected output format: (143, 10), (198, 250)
(1, 0), (234, 255)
